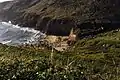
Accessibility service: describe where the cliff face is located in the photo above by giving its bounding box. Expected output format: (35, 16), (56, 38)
(0, 0), (120, 36)
(0, 0), (40, 21)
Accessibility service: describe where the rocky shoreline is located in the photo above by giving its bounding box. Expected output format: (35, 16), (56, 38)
(0, 0), (120, 79)
(1, 0), (120, 52)
(1, 0), (120, 37)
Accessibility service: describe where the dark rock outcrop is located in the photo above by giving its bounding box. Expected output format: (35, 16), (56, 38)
(1, 0), (120, 36)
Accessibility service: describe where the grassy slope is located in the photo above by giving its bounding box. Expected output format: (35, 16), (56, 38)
(0, 29), (120, 80)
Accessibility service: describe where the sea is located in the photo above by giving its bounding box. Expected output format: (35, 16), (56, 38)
(0, 21), (46, 46)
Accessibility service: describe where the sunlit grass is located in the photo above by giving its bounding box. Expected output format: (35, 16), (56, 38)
(0, 29), (120, 79)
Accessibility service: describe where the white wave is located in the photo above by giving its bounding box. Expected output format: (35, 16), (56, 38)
(1, 21), (12, 27)
(0, 21), (46, 45)
(0, 0), (13, 3)
(2, 40), (12, 44)
(8, 21), (12, 24)
(1, 21), (40, 33)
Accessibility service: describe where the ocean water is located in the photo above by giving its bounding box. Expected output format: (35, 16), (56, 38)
(0, 21), (46, 45)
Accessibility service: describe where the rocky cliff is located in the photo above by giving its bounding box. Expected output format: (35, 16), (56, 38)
(1, 0), (120, 36)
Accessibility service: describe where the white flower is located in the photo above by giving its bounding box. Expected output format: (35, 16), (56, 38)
(36, 72), (39, 74)
(12, 75), (16, 79)
(81, 72), (84, 74)
(64, 75), (67, 78)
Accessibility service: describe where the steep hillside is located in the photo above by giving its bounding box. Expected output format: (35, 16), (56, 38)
(0, 29), (120, 79)
(0, 1), (120, 79)
(1, 0), (120, 36)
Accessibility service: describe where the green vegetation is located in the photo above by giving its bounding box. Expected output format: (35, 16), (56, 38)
(0, 29), (120, 80)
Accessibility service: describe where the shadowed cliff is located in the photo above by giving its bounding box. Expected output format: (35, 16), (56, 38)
(1, 0), (120, 36)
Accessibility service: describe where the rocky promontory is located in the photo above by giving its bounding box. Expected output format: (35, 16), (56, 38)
(1, 0), (120, 36)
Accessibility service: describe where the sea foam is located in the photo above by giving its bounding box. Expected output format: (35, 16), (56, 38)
(0, 21), (46, 45)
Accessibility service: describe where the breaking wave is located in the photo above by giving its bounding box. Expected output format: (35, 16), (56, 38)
(0, 21), (46, 45)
